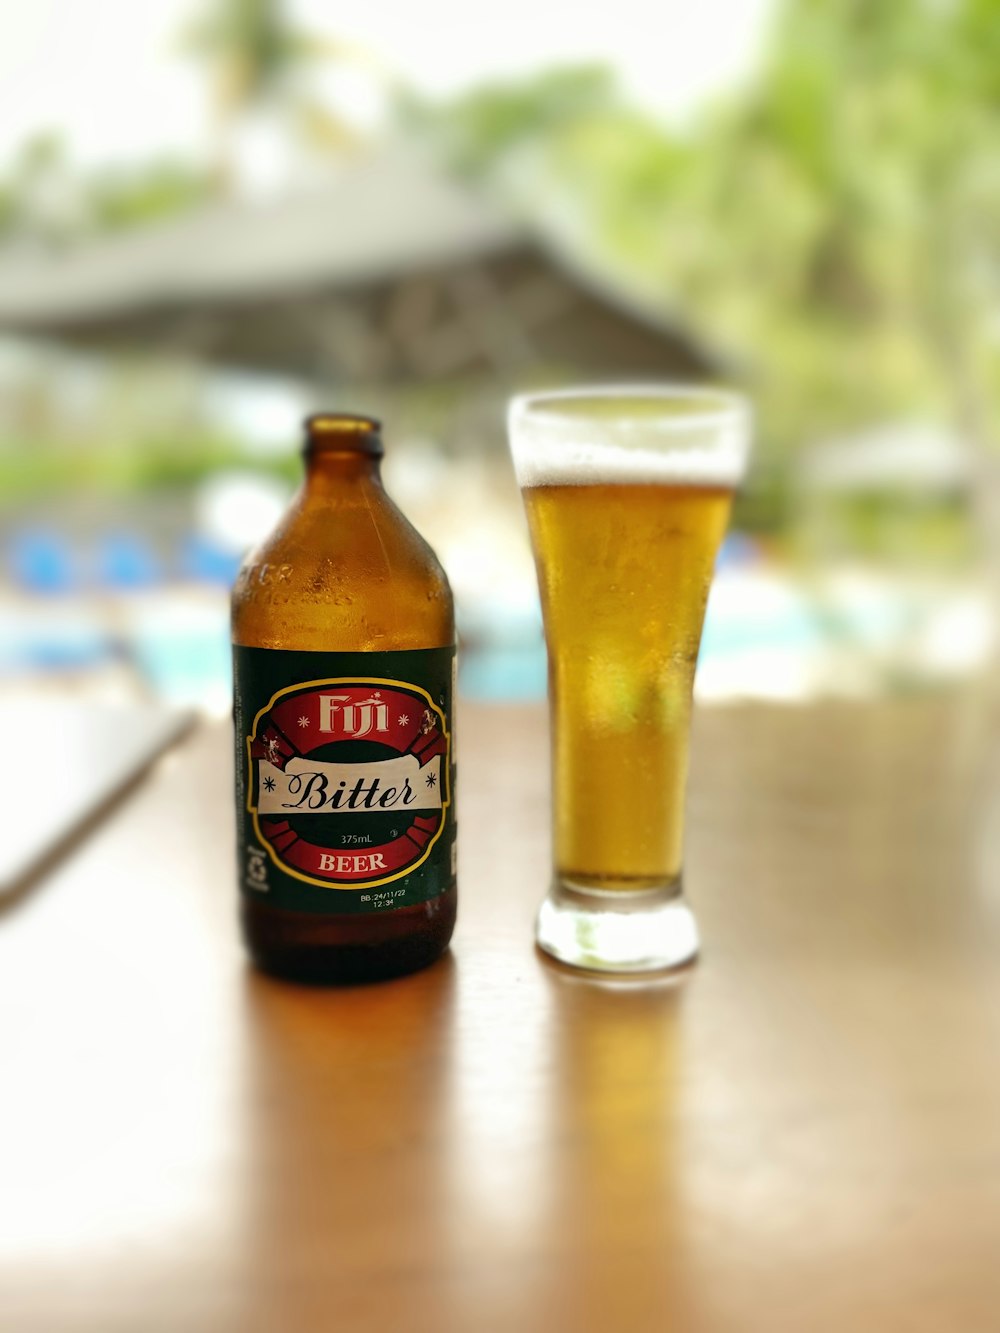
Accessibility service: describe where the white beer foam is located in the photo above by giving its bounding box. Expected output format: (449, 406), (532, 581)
(508, 388), (751, 488)
(512, 438), (746, 489)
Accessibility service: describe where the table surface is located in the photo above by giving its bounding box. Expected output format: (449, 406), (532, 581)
(2, 694), (999, 1332)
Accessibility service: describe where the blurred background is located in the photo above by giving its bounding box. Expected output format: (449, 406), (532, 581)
(1, 0), (997, 725)
(5, 6), (1000, 1313)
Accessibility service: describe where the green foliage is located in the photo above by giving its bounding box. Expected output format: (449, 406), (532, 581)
(0, 0), (344, 245)
(0, 133), (75, 242)
(88, 162), (214, 232)
(419, 0), (1000, 464)
(0, 134), (213, 243)
(183, 0), (318, 105)
(0, 432), (297, 502)
(400, 66), (618, 174)
(182, 0), (363, 177)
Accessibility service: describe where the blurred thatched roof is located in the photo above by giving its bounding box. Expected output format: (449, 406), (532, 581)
(0, 147), (713, 382)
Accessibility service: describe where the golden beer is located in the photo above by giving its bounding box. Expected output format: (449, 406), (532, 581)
(524, 480), (733, 892)
(510, 386), (749, 972)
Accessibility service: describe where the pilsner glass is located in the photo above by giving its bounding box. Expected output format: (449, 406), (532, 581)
(509, 386), (751, 972)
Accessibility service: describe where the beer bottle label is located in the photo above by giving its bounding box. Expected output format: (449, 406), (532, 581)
(233, 645), (456, 914)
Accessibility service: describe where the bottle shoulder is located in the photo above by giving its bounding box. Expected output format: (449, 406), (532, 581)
(232, 486), (454, 652)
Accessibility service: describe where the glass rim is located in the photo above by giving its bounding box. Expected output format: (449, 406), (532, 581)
(508, 383), (749, 435)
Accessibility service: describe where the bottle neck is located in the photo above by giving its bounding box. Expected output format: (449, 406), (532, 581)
(301, 413), (385, 492)
(304, 450), (384, 490)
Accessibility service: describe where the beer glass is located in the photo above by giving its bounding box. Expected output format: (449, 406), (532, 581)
(509, 386), (750, 972)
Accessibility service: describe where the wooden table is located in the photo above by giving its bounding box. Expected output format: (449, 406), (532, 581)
(2, 694), (999, 1332)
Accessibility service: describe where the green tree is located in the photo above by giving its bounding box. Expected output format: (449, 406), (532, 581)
(183, 0), (374, 184)
(419, 0), (1000, 480)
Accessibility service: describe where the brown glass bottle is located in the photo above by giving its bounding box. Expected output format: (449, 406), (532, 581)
(231, 413), (456, 983)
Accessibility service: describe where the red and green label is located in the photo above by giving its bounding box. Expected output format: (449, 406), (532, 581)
(233, 645), (455, 913)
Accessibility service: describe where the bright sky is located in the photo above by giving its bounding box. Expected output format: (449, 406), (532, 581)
(0, 0), (776, 170)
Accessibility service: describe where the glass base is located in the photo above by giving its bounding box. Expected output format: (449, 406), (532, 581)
(535, 880), (699, 974)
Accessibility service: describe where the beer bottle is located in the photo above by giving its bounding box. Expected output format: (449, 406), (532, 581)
(231, 413), (457, 982)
